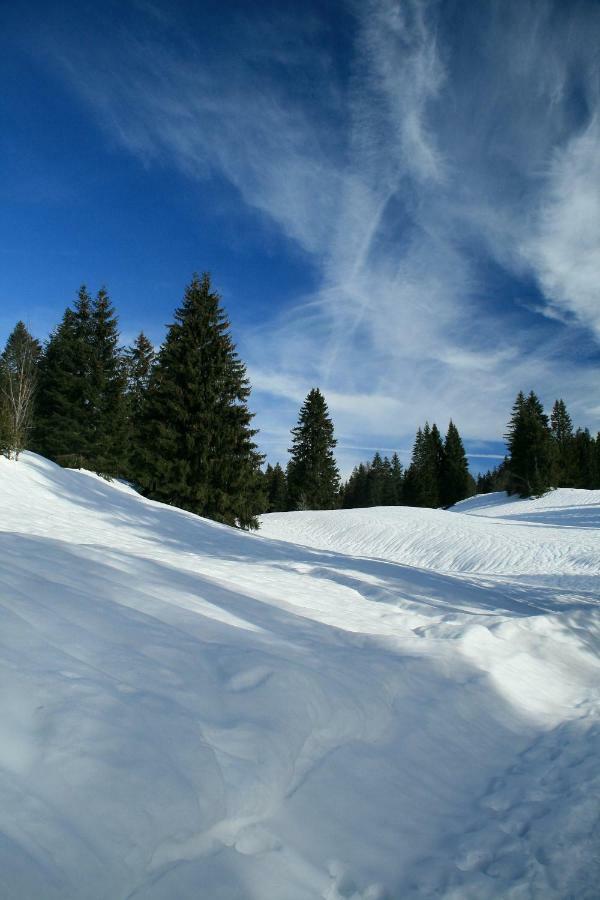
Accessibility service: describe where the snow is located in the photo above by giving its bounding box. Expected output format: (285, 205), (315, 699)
(1, 455), (599, 899)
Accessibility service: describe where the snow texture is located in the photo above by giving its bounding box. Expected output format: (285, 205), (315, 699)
(1, 453), (599, 899)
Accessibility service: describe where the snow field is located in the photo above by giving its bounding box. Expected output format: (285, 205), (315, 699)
(0, 454), (599, 898)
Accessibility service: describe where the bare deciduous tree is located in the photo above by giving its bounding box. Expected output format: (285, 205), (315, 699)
(0, 322), (41, 460)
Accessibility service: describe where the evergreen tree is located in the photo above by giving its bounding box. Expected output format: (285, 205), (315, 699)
(440, 420), (470, 507)
(366, 452), (385, 506)
(572, 428), (595, 489)
(0, 322), (41, 459)
(88, 288), (128, 476)
(264, 462), (288, 512)
(125, 332), (156, 477)
(136, 273), (264, 529)
(33, 288), (94, 467)
(34, 286), (127, 475)
(287, 388), (340, 510)
(403, 427), (424, 506)
(380, 456), (399, 505)
(342, 462), (369, 508)
(505, 390), (552, 496)
(390, 452), (404, 505)
(550, 399), (575, 486)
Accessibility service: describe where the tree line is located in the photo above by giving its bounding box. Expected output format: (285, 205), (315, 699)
(477, 391), (600, 496)
(1, 275), (599, 529)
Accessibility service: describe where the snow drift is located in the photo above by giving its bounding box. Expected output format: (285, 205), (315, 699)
(0, 453), (598, 899)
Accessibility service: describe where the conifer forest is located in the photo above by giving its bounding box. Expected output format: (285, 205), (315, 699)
(2, 275), (599, 528)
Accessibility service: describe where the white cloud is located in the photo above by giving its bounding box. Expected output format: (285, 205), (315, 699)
(40, 0), (600, 467)
(524, 117), (600, 338)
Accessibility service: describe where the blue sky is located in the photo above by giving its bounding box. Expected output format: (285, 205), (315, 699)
(1, 0), (599, 475)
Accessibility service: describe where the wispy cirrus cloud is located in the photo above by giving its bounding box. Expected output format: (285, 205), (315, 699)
(37, 0), (600, 470)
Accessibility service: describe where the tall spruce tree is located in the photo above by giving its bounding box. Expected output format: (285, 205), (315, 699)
(403, 427), (424, 506)
(34, 286), (127, 475)
(33, 288), (94, 467)
(572, 428), (596, 489)
(342, 462), (369, 508)
(88, 288), (128, 476)
(287, 388), (340, 510)
(390, 452), (404, 505)
(440, 420), (470, 507)
(0, 322), (41, 459)
(125, 332), (156, 477)
(264, 462), (288, 512)
(550, 399), (575, 486)
(505, 390), (552, 496)
(136, 273), (264, 529)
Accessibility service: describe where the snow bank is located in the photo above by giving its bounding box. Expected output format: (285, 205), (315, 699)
(1, 454), (599, 899)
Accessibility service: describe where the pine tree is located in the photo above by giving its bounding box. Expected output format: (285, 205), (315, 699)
(572, 428), (595, 489)
(366, 452), (385, 506)
(0, 322), (41, 459)
(88, 288), (128, 476)
(136, 273), (264, 529)
(403, 427), (424, 506)
(390, 452), (404, 505)
(33, 286), (128, 475)
(505, 390), (552, 496)
(287, 388), (340, 510)
(440, 420), (470, 507)
(550, 399), (575, 486)
(342, 462), (369, 508)
(125, 332), (156, 477)
(33, 288), (94, 467)
(264, 462), (288, 512)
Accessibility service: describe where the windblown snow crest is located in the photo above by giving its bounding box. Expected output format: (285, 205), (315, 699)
(1, 454), (599, 899)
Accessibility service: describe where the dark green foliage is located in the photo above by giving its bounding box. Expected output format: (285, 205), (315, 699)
(476, 459), (509, 494)
(390, 452), (404, 504)
(440, 420), (470, 507)
(572, 428), (596, 489)
(125, 332), (156, 478)
(33, 289), (94, 467)
(366, 452), (385, 506)
(550, 399), (576, 486)
(505, 391), (553, 496)
(342, 452), (402, 508)
(264, 462), (288, 512)
(404, 422), (444, 507)
(33, 286), (128, 475)
(342, 462), (369, 508)
(0, 322), (41, 459)
(287, 388), (340, 510)
(135, 273), (264, 529)
(89, 289), (129, 476)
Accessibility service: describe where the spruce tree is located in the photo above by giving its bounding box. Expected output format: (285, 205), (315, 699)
(287, 388), (340, 510)
(34, 286), (127, 475)
(366, 452), (385, 506)
(0, 322), (41, 459)
(440, 420), (470, 507)
(572, 428), (595, 489)
(550, 399), (575, 486)
(505, 390), (552, 496)
(88, 288), (128, 476)
(403, 427), (424, 506)
(390, 452), (404, 505)
(342, 462), (369, 508)
(265, 462), (288, 512)
(125, 332), (156, 478)
(33, 288), (94, 467)
(136, 273), (264, 529)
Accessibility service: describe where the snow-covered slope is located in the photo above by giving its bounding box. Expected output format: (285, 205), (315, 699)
(1, 456), (599, 899)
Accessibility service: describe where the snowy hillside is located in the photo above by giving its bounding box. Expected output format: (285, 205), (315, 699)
(1, 455), (599, 899)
